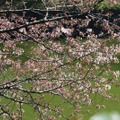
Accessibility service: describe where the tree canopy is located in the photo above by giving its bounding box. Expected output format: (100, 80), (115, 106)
(0, 0), (120, 120)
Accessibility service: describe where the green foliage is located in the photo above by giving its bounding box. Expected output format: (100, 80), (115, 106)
(95, 0), (120, 11)
(95, 0), (110, 11)
(0, 0), (44, 9)
(110, 3), (120, 10)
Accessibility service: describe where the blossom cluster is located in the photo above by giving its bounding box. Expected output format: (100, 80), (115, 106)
(0, 8), (120, 42)
(0, 2), (120, 119)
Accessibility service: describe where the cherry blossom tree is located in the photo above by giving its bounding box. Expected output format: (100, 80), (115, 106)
(0, 0), (120, 120)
